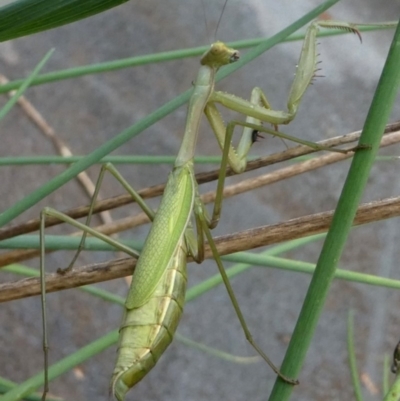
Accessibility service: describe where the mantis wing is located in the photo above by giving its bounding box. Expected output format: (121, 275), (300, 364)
(125, 165), (195, 309)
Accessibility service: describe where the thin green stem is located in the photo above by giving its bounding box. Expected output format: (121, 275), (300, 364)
(0, 377), (60, 401)
(0, 155), (235, 166)
(0, 49), (53, 121)
(347, 310), (363, 401)
(0, 26), (394, 94)
(269, 18), (400, 401)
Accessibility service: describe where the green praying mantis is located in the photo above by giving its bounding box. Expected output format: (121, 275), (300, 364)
(38, 20), (394, 401)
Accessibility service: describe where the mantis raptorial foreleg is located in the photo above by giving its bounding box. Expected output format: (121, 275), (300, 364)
(38, 18), (398, 401)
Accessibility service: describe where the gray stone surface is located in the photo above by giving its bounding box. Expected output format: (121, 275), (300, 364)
(0, 1), (399, 401)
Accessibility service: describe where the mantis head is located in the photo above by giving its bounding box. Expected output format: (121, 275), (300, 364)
(200, 41), (239, 69)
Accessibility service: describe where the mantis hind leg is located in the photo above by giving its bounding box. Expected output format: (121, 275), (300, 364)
(192, 199), (299, 385)
(39, 206), (141, 401)
(39, 162), (157, 400)
(185, 147), (297, 383)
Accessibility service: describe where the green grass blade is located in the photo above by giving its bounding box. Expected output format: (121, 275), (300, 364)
(0, 377), (60, 401)
(5, 152), (396, 166)
(0, 0), (129, 42)
(0, 25), (394, 94)
(0, 155), (233, 166)
(0, 0), (341, 228)
(269, 18), (400, 401)
(347, 310), (363, 401)
(0, 49), (53, 121)
(0, 234), (143, 250)
(226, 253), (400, 290)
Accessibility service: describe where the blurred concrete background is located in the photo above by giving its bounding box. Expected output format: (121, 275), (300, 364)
(0, 1), (399, 400)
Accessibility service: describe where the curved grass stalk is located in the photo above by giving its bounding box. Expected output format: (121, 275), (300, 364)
(0, 50), (53, 121)
(347, 310), (364, 401)
(0, 25), (396, 94)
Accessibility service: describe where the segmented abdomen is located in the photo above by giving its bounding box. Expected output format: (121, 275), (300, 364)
(111, 243), (187, 401)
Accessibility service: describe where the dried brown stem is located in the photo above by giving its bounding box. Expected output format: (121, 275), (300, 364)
(1, 195), (400, 303)
(4, 122), (400, 241)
